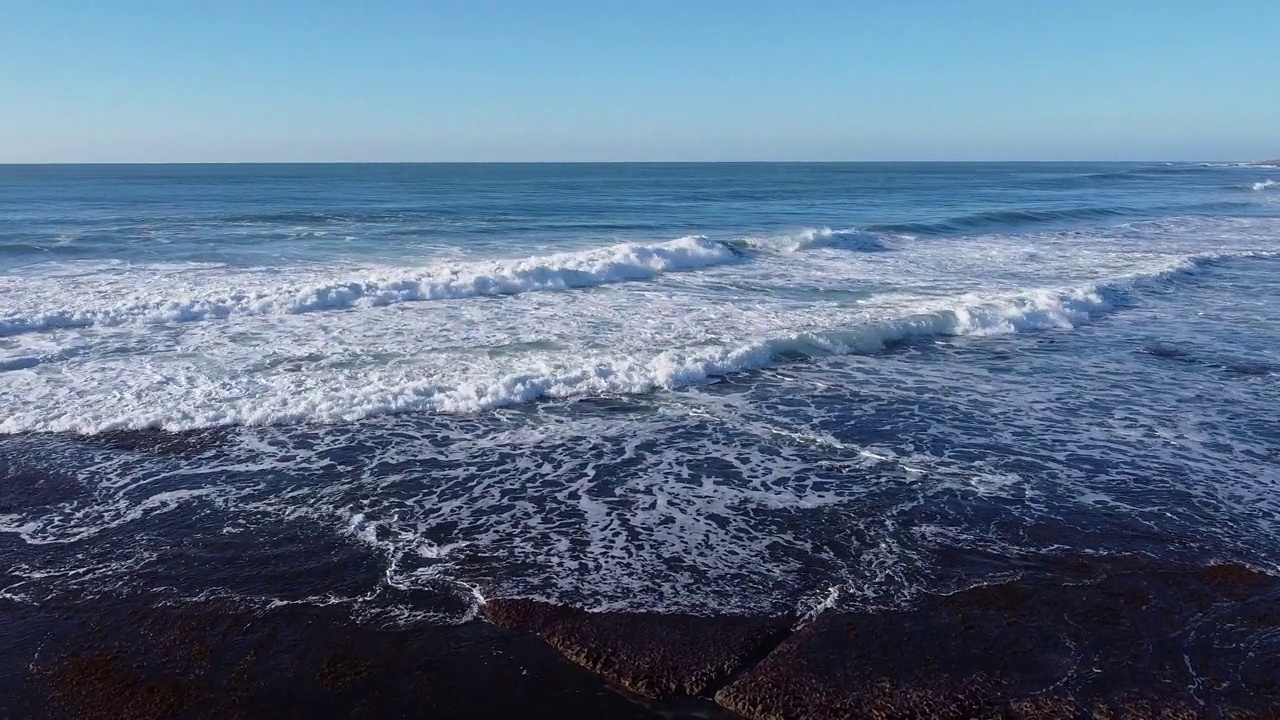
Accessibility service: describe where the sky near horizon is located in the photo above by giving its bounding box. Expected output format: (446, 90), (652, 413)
(0, 1), (1276, 163)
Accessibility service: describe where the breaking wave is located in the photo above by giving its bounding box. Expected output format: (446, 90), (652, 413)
(5, 250), (1268, 435)
(317, 251), (1264, 418)
(0, 235), (743, 338)
(729, 227), (890, 253)
(0, 228), (900, 339)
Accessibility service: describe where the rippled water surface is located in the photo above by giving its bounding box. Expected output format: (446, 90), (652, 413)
(2, 162), (1278, 620)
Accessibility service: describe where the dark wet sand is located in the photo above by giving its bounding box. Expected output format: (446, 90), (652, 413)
(4, 559), (1278, 719)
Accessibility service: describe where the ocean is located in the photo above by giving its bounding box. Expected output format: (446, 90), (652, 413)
(2, 161), (1279, 631)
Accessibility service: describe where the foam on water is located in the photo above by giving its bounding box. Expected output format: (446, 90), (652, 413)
(1255, 179), (1278, 191)
(6, 310), (1278, 615)
(732, 227), (891, 252)
(2, 216), (1279, 434)
(0, 234), (739, 337)
(3, 163), (1280, 619)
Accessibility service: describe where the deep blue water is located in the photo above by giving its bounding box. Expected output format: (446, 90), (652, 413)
(1, 162), (1278, 619)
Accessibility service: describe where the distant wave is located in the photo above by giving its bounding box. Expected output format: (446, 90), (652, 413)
(1254, 179), (1278, 191)
(210, 209), (429, 225)
(0, 235), (744, 338)
(866, 206), (1134, 236)
(1078, 170), (1139, 182)
(729, 227), (890, 253)
(0, 242), (82, 256)
(1039, 168), (1168, 186)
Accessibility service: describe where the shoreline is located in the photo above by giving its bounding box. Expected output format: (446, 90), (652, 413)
(4, 559), (1277, 719)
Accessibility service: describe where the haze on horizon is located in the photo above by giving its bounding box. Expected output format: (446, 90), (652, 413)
(0, 0), (1276, 164)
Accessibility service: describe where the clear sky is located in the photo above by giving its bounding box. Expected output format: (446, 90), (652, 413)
(1, 1), (1276, 162)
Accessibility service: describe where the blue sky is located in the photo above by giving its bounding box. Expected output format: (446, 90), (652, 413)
(1, 1), (1276, 162)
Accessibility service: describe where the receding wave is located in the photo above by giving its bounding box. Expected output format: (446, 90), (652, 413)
(866, 206), (1134, 236)
(0, 235), (743, 338)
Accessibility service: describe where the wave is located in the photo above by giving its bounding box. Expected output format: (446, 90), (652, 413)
(0, 285), (1118, 432)
(1077, 170), (1140, 182)
(0, 242), (74, 256)
(1254, 179), (1278, 191)
(0, 235), (743, 338)
(418, 288), (1118, 414)
(0, 228), (896, 338)
(11, 249), (1273, 434)
(415, 252), (1266, 416)
(866, 206), (1134, 236)
(729, 227), (890, 253)
(1037, 168), (1166, 187)
(1042, 164), (1220, 184)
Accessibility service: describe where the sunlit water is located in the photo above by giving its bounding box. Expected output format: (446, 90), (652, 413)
(2, 162), (1278, 622)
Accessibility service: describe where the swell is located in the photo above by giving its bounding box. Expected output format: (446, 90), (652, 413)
(0, 235), (745, 338)
(1036, 163), (1220, 187)
(866, 206), (1135, 236)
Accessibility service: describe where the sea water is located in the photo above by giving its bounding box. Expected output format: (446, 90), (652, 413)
(1, 162), (1278, 621)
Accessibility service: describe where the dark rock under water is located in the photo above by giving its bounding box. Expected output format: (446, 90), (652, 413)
(7, 558), (1273, 719)
(485, 599), (792, 699)
(490, 560), (1280, 719)
(1, 597), (673, 720)
(716, 562), (1279, 719)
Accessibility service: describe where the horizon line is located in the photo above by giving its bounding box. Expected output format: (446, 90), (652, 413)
(0, 158), (1263, 166)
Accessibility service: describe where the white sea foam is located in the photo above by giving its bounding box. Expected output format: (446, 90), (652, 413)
(0, 256), (1227, 433)
(1255, 179), (1278, 191)
(0, 234), (739, 337)
(0, 229), (892, 339)
(1, 216), (1278, 435)
(734, 227), (889, 253)
(5, 243), (1280, 616)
